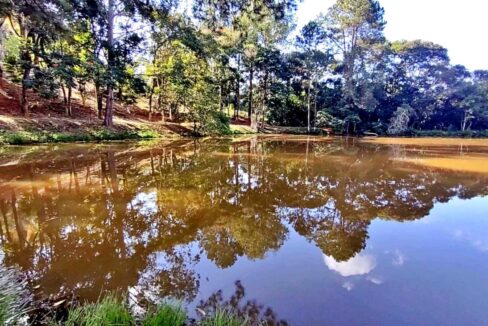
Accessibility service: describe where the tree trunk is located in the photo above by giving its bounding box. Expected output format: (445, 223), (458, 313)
(249, 61), (257, 130)
(103, 0), (115, 127)
(235, 77), (240, 119)
(307, 82), (311, 134)
(67, 86), (72, 116)
(235, 56), (241, 119)
(148, 94), (153, 120)
(461, 110), (471, 132)
(219, 82), (223, 112)
(104, 88), (114, 126)
(314, 87), (318, 127)
(79, 85), (86, 106)
(0, 62), (3, 90)
(61, 85), (67, 105)
(95, 83), (103, 119)
(20, 64), (31, 116)
(261, 70), (269, 129)
(148, 82), (155, 121)
(158, 94), (165, 122)
(248, 61), (253, 120)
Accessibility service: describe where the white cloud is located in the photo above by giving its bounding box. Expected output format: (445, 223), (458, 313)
(323, 253), (377, 277)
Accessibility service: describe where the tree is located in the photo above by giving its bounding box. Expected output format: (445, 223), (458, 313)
(296, 21), (332, 132)
(321, 0), (385, 133)
(0, 0), (70, 115)
(193, 0), (297, 130)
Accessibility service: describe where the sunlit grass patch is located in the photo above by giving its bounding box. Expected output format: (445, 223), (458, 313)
(64, 295), (134, 326)
(142, 303), (186, 326)
(200, 308), (248, 326)
(0, 129), (161, 145)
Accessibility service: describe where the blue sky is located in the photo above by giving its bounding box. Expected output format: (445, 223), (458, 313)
(297, 0), (488, 70)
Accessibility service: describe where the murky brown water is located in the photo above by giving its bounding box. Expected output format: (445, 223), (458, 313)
(1, 136), (488, 325)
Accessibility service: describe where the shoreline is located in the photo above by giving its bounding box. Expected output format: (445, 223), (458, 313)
(0, 114), (487, 146)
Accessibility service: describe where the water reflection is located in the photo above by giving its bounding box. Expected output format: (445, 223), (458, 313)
(323, 253), (377, 277)
(196, 281), (288, 326)
(0, 137), (487, 318)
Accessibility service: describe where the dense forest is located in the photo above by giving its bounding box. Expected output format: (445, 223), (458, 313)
(1, 0), (488, 135)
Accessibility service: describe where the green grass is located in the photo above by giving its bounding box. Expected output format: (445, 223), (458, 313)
(64, 295), (134, 326)
(0, 129), (161, 145)
(63, 299), (248, 326)
(0, 267), (29, 325)
(201, 308), (247, 326)
(142, 303), (186, 326)
(0, 288), (251, 326)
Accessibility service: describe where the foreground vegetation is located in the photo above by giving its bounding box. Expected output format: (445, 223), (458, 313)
(0, 267), (29, 325)
(60, 296), (247, 326)
(0, 253), (253, 325)
(0, 271), (249, 326)
(1, 294), (248, 325)
(1, 0), (487, 137)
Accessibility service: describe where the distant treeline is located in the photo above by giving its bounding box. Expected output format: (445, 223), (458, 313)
(1, 0), (487, 135)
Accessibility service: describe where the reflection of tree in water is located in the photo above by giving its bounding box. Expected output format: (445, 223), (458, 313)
(0, 138), (487, 303)
(197, 281), (288, 326)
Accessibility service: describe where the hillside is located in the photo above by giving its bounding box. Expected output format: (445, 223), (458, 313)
(0, 78), (195, 143)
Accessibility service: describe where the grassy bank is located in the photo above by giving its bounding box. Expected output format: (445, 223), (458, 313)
(0, 115), (188, 145)
(56, 296), (247, 326)
(0, 293), (248, 325)
(410, 129), (488, 138)
(0, 269), (248, 326)
(0, 129), (161, 145)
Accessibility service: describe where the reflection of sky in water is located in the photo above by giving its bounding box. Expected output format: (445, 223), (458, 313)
(2, 140), (488, 326)
(129, 191), (158, 215)
(323, 253), (377, 277)
(189, 196), (488, 325)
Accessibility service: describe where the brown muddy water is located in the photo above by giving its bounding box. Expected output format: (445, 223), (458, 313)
(0, 136), (488, 325)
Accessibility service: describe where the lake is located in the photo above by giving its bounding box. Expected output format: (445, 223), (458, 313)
(0, 136), (488, 325)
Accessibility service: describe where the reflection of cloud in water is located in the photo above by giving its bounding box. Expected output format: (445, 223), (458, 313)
(342, 281), (354, 291)
(367, 276), (383, 285)
(452, 229), (488, 252)
(392, 250), (406, 266)
(323, 253), (376, 277)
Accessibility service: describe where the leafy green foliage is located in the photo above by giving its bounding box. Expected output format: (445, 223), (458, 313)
(1, 0), (487, 136)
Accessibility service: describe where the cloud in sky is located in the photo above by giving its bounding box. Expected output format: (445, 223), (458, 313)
(296, 0), (488, 70)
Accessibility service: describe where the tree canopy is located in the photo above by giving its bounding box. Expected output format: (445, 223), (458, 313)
(1, 0), (487, 135)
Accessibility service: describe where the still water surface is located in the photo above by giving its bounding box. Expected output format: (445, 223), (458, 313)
(0, 136), (488, 325)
